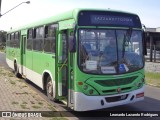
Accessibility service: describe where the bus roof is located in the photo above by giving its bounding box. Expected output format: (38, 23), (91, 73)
(7, 8), (139, 33)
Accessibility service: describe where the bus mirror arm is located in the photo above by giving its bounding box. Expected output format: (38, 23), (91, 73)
(69, 25), (77, 53)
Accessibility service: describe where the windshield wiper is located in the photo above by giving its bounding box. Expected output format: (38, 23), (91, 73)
(122, 28), (132, 61)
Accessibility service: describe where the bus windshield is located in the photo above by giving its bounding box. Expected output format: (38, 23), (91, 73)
(78, 29), (144, 74)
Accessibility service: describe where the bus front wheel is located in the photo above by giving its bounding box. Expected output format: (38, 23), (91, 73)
(46, 76), (58, 102)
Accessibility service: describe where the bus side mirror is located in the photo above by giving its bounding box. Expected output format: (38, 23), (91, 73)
(143, 31), (147, 55)
(69, 36), (76, 53)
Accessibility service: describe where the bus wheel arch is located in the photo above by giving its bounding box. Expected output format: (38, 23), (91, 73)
(43, 72), (58, 102)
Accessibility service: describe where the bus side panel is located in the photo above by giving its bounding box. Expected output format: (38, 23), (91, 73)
(25, 50), (32, 71)
(41, 53), (56, 88)
(25, 51), (55, 89)
(6, 47), (21, 70)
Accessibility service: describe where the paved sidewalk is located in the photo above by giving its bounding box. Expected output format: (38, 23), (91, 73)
(0, 65), (62, 120)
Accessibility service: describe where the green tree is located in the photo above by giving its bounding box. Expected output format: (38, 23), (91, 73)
(0, 30), (7, 46)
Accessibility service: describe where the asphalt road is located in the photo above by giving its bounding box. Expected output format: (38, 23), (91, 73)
(0, 52), (10, 69)
(0, 52), (160, 120)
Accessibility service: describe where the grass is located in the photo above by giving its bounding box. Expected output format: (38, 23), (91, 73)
(32, 105), (41, 109)
(17, 92), (29, 95)
(8, 72), (15, 77)
(50, 118), (68, 120)
(20, 104), (29, 109)
(10, 80), (16, 85)
(48, 104), (56, 111)
(12, 101), (19, 105)
(0, 48), (5, 53)
(145, 72), (160, 88)
(22, 101), (28, 104)
(0, 69), (3, 73)
(38, 102), (43, 105)
(20, 84), (28, 89)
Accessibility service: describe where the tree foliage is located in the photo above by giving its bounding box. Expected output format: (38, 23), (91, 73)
(0, 31), (7, 45)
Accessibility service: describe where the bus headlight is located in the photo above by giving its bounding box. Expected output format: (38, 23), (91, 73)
(137, 82), (142, 88)
(135, 78), (144, 88)
(83, 85), (88, 90)
(89, 89), (94, 95)
(81, 83), (99, 95)
(141, 78), (145, 83)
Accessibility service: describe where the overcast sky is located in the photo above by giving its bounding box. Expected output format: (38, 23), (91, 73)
(0, 0), (160, 31)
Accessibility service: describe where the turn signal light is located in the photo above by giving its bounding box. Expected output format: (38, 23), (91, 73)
(136, 92), (144, 98)
(78, 82), (83, 85)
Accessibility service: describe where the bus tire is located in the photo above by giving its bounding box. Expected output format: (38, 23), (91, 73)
(46, 76), (58, 102)
(14, 62), (22, 78)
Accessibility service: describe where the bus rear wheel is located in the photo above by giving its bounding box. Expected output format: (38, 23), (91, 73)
(46, 76), (58, 102)
(14, 62), (21, 78)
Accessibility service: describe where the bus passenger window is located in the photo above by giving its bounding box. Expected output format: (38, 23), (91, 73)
(27, 29), (33, 50)
(6, 34), (11, 47)
(33, 27), (44, 51)
(10, 33), (15, 47)
(15, 32), (20, 48)
(44, 24), (57, 53)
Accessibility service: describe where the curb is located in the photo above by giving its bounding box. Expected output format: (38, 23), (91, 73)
(0, 51), (5, 54)
(146, 83), (160, 88)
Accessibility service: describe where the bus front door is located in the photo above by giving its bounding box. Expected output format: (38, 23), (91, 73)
(57, 30), (74, 108)
(57, 31), (68, 98)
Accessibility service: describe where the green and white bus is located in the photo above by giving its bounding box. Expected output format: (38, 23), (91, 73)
(6, 8), (145, 111)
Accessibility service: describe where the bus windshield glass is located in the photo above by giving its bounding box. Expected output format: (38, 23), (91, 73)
(78, 29), (144, 74)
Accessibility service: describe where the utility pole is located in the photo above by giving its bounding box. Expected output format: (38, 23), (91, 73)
(0, 1), (30, 17)
(0, 0), (2, 16)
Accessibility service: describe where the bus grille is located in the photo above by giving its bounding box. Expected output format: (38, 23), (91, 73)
(95, 76), (137, 87)
(105, 94), (129, 102)
(102, 87), (132, 94)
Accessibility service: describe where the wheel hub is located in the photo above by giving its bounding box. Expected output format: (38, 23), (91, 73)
(47, 81), (53, 96)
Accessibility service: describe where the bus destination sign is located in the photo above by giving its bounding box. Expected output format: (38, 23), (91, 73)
(78, 11), (142, 28)
(91, 15), (134, 26)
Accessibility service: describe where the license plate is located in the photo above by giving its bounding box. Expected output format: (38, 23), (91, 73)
(120, 95), (127, 100)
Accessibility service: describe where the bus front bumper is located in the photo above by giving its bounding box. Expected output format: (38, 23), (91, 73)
(74, 86), (144, 111)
